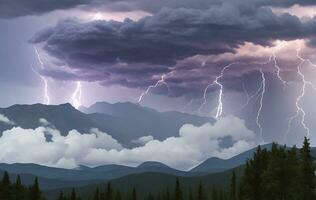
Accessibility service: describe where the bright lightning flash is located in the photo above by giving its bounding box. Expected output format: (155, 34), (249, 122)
(71, 81), (82, 109)
(138, 75), (170, 104)
(257, 69), (266, 140)
(33, 47), (50, 105)
(286, 48), (313, 139)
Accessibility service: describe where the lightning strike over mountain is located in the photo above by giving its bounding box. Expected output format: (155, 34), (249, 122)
(138, 75), (170, 104)
(213, 63), (238, 118)
(286, 48), (312, 140)
(33, 47), (50, 105)
(256, 69), (266, 140)
(71, 81), (82, 109)
(198, 63), (238, 116)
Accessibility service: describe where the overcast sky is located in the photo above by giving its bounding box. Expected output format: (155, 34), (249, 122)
(2, 0), (316, 147)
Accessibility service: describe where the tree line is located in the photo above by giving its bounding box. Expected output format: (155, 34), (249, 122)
(237, 137), (316, 200)
(1, 137), (315, 200)
(0, 172), (42, 200)
(82, 137), (316, 200)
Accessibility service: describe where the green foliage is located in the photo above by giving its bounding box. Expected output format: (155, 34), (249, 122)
(174, 178), (182, 200)
(240, 138), (316, 200)
(0, 172), (44, 200)
(229, 171), (236, 200)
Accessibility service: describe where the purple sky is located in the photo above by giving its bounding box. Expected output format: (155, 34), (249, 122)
(2, 0), (316, 146)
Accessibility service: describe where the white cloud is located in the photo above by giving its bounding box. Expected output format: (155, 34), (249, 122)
(0, 114), (15, 125)
(39, 118), (51, 126)
(131, 135), (154, 145)
(0, 115), (257, 170)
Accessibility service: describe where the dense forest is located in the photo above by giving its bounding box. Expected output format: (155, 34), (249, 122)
(0, 172), (41, 200)
(1, 138), (315, 200)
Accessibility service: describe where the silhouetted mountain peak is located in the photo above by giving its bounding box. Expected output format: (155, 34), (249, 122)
(137, 161), (170, 169)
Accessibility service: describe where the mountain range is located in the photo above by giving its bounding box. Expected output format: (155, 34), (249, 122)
(0, 102), (213, 146)
(0, 102), (313, 199)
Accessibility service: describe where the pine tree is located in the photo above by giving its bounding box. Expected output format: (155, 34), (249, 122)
(70, 188), (76, 200)
(164, 187), (170, 200)
(29, 177), (41, 200)
(115, 190), (122, 200)
(58, 191), (65, 200)
(13, 175), (24, 200)
(2, 171), (11, 186)
(156, 192), (162, 200)
(174, 178), (182, 200)
(197, 181), (204, 200)
(240, 146), (268, 200)
(93, 188), (100, 200)
(0, 171), (11, 199)
(132, 187), (137, 200)
(106, 182), (114, 200)
(229, 171), (236, 200)
(147, 193), (154, 200)
(300, 137), (316, 200)
(211, 188), (218, 200)
(188, 187), (193, 200)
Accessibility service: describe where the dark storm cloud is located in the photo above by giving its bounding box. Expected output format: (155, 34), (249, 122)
(30, 2), (316, 97)
(0, 0), (89, 18)
(254, 0), (316, 8)
(2, 0), (316, 18)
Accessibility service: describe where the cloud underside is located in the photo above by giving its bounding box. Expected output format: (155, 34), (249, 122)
(0, 116), (256, 170)
(2, 0), (316, 18)
(28, 1), (316, 97)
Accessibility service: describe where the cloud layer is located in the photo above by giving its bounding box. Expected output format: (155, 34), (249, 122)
(30, 2), (316, 98)
(2, 0), (316, 18)
(0, 114), (14, 125)
(0, 116), (256, 170)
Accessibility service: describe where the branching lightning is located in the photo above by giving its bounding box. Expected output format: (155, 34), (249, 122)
(33, 47), (50, 105)
(199, 57), (273, 118)
(286, 48), (312, 139)
(198, 63), (238, 116)
(272, 53), (287, 89)
(198, 56), (279, 141)
(71, 81), (83, 109)
(138, 75), (170, 104)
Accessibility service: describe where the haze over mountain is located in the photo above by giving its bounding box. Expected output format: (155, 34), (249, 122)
(0, 143), (294, 183)
(0, 102), (213, 146)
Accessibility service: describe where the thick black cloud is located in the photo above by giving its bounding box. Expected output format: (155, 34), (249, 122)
(30, 2), (316, 97)
(0, 0), (89, 18)
(2, 0), (316, 18)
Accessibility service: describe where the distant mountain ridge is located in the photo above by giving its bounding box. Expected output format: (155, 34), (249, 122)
(1, 144), (315, 195)
(0, 102), (214, 146)
(190, 143), (274, 173)
(81, 101), (215, 144)
(0, 161), (201, 182)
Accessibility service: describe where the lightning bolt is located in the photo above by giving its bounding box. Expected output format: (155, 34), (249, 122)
(198, 63), (238, 116)
(71, 81), (82, 109)
(199, 57), (273, 118)
(237, 81), (263, 113)
(272, 53), (287, 89)
(285, 47), (312, 140)
(33, 47), (50, 105)
(138, 75), (170, 104)
(213, 63), (238, 118)
(256, 69), (266, 140)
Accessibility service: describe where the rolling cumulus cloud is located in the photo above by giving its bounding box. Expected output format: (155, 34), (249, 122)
(0, 116), (256, 170)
